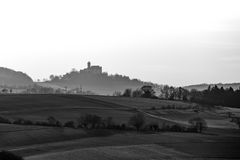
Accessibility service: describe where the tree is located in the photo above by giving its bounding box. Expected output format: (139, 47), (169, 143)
(113, 91), (122, 96)
(160, 85), (170, 99)
(132, 89), (143, 97)
(47, 116), (58, 126)
(49, 74), (55, 81)
(103, 117), (115, 128)
(141, 85), (156, 98)
(188, 117), (207, 133)
(78, 114), (102, 129)
(122, 88), (132, 97)
(129, 113), (145, 131)
(64, 121), (75, 128)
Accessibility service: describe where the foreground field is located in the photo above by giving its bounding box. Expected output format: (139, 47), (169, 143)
(12, 129), (240, 159)
(26, 144), (191, 160)
(0, 94), (239, 159)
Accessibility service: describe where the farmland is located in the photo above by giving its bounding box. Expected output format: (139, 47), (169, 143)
(0, 94), (240, 159)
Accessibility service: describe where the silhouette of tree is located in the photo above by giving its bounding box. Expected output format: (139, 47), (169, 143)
(122, 88), (132, 97)
(132, 89), (143, 97)
(128, 113), (145, 131)
(189, 117), (207, 133)
(141, 86), (156, 98)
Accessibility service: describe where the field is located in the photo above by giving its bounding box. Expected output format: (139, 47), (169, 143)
(0, 94), (240, 159)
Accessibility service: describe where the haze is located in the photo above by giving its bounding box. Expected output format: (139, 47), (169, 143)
(0, 0), (240, 86)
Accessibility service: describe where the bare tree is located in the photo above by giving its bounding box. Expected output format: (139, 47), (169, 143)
(129, 113), (145, 131)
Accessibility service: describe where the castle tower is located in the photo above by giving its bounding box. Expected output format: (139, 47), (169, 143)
(87, 61), (91, 69)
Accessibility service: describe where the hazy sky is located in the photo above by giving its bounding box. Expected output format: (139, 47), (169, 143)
(0, 0), (240, 86)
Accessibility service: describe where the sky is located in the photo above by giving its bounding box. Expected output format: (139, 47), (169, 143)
(0, 0), (240, 86)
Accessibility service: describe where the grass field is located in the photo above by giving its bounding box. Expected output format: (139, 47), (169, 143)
(0, 94), (240, 159)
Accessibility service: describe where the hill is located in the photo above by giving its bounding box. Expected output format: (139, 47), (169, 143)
(46, 62), (160, 95)
(0, 67), (33, 87)
(184, 83), (240, 91)
(0, 94), (237, 129)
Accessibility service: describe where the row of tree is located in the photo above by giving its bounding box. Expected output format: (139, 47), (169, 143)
(159, 85), (240, 108)
(115, 86), (157, 99)
(0, 113), (209, 133)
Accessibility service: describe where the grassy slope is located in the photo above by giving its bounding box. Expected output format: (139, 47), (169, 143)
(0, 94), (238, 127)
(21, 130), (240, 159)
(0, 94), (135, 123)
(0, 124), (87, 149)
(88, 95), (238, 129)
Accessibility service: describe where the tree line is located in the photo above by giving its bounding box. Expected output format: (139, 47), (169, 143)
(159, 85), (240, 108)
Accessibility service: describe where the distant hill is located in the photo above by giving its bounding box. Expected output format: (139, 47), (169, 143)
(184, 83), (240, 91)
(0, 67), (33, 87)
(46, 62), (161, 95)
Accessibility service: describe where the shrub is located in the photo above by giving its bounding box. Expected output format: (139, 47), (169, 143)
(188, 117), (207, 133)
(0, 150), (23, 160)
(47, 116), (58, 126)
(35, 121), (49, 126)
(78, 114), (102, 129)
(0, 116), (11, 124)
(128, 112), (145, 131)
(160, 123), (171, 131)
(160, 123), (186, 132)
(13, 118), (33, 125)
(56, 121), (63, 127)
(64, 121), (75, 128)
(103, 117), (114, 129)
(147, 122), (159, 131)
(170, 124), (186, 132)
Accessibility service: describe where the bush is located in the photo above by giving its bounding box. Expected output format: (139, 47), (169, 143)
(170, 124), (186, 132)
(188, 117), (207, 133)
(0, 150), (23, 160)
(13, 118), (33, 125)
(128, 113), (145, 131)
(78, 114), (102, 129)
(160, 123), (186, 132)
(35, 121), (49, 126)
(0, 116), (11, 124)
(64, 121), (75, 128)
(56, 121), (63, 127)
(47, 116), (58, 126)
(147, 122), (159, 131)
(103, 117), (115, 129)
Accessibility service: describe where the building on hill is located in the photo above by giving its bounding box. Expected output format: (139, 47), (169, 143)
(81, 62), (102, 74)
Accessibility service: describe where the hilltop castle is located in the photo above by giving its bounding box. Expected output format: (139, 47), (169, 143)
(80, 62), (102, 74)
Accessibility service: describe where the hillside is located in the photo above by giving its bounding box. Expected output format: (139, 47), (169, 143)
(0, 67), (33, 87)
(0, 94), (237, 129)
(184, 83), (240, 91)
(46, 62), (160, 95)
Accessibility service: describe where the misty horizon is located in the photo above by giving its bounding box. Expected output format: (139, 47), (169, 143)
(1, 62), (239, 87)
(1, 0), (240, 86)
